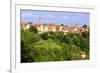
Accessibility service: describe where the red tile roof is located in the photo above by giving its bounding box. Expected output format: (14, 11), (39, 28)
(62, 26), (69, 30)
(21, 22), (28, 27)
(21, 22), (87, 33)
(47, 23), (56, 27)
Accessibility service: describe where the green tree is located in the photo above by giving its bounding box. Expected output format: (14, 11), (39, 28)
(55, 31), (64, 42)
(21, 29), (40, 62)
(61, 24), (64, 26)
(82, 32), (89, 38)
(21, 40), (35, 62)
(82, 24), (88, 28)
(28, 22), (33, 24)
(80, 37), (89, 52)
(29, 26), (38, 33)
(41, 32), (49, 40)
(21, 28), (89, 62)
(64, 33), (74, 45)
(73, 35), (80, 47)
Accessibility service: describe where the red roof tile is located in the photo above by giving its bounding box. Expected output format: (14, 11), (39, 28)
(47, 23), (56, 27)
(62, 26), (69, 30)
(21, 22), (28, 27)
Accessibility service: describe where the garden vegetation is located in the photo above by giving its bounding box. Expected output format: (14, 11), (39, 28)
(21, 26), (89, 63)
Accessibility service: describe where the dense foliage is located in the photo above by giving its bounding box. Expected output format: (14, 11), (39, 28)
(21, 26), (89, 63)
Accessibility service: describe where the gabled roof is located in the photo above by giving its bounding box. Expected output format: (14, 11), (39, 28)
(47, 23), (56, 27)
(62, 26), (69, 30)
(21, 22), (28, 27)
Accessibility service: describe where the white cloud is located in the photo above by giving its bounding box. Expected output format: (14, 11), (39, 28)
(61, 16), (69, 20)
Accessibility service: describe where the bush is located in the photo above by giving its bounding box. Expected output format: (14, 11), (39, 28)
(21, 29), (89, 62)
(21, 29), (40, 62)
(29, 26), (38, 33)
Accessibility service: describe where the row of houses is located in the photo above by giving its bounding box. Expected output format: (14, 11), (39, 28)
(21, 22), (89, 34)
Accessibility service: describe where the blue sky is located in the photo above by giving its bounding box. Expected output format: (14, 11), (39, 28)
(21, 9), (90, 26)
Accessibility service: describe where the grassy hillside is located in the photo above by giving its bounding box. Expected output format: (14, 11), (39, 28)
(21, 27), (89, 63)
